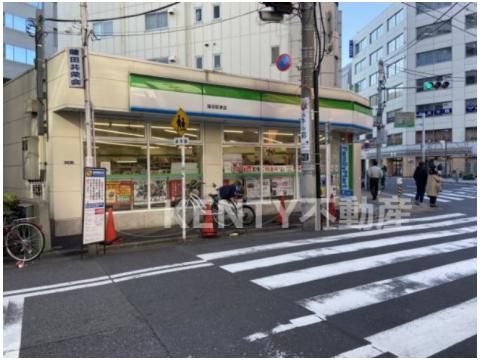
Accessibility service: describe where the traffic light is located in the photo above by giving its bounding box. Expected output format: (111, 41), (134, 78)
(423, 80), (450, 91)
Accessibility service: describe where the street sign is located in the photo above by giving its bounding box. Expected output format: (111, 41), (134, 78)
(300, 97), (311, 161)
(174, 137), (190, 146)
(394, 112), (415, 128)
(275, 53), (292, 72)
(82, 167), (106, 245)
(171, 108), (190, 136)
(349, 40), (354, 58)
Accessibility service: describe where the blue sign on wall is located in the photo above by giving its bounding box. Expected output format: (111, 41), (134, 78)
(340, 144), (353, 197)
(349, 40), (354, 58)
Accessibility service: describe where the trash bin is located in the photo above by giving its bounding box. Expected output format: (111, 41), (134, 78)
(18, 203), (34, 219)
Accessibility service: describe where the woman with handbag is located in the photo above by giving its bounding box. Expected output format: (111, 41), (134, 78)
(426, 165), (442, 207)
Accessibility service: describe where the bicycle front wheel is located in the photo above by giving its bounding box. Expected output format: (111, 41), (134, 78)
(241, 205), (256, 226)
(5, 222), (45, 262)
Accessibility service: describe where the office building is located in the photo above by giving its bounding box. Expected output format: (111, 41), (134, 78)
(350, 2), (477, 176)
(3, 2), (57, 82)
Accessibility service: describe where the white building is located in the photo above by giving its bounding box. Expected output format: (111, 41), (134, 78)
(351, 2), (477, 177)
(3, 2), (57, 82)
(56, 2), (342, 87)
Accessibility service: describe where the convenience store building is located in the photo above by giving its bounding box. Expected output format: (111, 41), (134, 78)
(3, 51), (372, 243)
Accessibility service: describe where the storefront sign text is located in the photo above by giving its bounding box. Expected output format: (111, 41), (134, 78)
(68, 48), (84, 88)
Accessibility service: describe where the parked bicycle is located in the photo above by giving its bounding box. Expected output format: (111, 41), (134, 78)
(179, 180), (256, 228)
(3, 210), (45, 262)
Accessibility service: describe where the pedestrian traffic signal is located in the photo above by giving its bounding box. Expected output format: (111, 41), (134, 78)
(423, 81), (450, 90)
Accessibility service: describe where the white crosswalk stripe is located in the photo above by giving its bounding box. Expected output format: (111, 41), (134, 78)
(400, 186), (477, 203)
(201, 213), (477, 356)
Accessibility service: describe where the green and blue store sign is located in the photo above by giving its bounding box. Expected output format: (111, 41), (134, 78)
(129, 74), (372, 131)
(340, 144), (354, 197)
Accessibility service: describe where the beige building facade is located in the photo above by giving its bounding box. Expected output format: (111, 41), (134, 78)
(4, 51), (372, 246)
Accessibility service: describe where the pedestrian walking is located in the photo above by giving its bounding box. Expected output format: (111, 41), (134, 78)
(380, 164), (387, 190)
(413, 161), (428, 205)
(426, 165), (442, 207)
(367, 160), (383, 201)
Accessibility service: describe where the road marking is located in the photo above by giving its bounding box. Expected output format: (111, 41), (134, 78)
(221, 225), (476, 273)
(348, 213), (463, 229)
(244, 314), (322, 342)
(198, 215), (470, 261)
(252, 238), (476, 290)
(335, 344), (384, 358)
(402, 192), (449, 203)
(3, 297), (24, 358)
(3, 260), (213, 299)
(335, 298), (477, 358)
(440, 191), (476, 199)
(300, 258), (477, 317)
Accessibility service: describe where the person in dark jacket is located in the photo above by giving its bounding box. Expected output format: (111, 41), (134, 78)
(413, 161), (428, 205)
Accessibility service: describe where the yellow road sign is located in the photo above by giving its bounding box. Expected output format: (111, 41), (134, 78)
(171, 108), (190, 136)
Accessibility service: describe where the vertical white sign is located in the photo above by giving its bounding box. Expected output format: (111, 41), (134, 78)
(300, 97), (311, 160)
(82, 167), (106, 245)
(68, 48), (84, 88)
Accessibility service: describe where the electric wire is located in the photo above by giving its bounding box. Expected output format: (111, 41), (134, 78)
(44, 3), (179, 23)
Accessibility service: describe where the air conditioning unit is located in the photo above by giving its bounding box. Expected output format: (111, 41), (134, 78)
(168, 7), (176, 15)
(168, 55), (177, 63)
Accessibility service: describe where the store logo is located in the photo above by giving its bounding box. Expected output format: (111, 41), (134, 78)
(207, 104), (227, 111)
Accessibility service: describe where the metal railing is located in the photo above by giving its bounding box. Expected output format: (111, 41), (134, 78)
(363, 141), (477, 159)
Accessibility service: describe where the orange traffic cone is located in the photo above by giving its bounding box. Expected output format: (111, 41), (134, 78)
(276, 196), (287, 226)
(105, 207), (119, 244)
(328, 193), (336, 219)
(201, 203), (217, 238)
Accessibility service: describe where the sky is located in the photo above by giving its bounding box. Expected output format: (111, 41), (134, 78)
(339, 2), (390, 67)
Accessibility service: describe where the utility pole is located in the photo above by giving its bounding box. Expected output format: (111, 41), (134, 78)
(421, 112), (426, 164)
(299, 2), (318, 230)
(375, 60), (386, 165)
(81, 2), (94, 167)
(33, 9), (46, 136)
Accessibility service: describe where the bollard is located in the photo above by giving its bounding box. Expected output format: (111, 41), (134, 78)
(396, 177), (403, 197)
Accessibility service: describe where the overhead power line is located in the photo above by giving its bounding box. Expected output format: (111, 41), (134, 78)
(45, 3), (179, 23)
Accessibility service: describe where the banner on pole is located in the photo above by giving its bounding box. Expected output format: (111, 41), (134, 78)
(300, 97), (311, 162)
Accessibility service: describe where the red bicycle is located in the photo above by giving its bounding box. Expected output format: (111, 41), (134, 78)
(3, 215), (45, 262)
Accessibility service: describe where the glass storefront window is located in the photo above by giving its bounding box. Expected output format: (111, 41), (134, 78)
(263, 147), (297, 199)
(95, 119), (145, 138)
(96, 141), (148, 210)
(150, 144), (202, 207)
(223, 145), (261, 198)
(263, 129), (296, 145)
(224, 127), (259, 143)
(151, 123), (201, 141)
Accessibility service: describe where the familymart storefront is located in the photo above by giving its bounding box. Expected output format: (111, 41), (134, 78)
(3, 51), (372, 238)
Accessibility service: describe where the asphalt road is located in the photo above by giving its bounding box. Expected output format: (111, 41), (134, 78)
(3, 181), (477, 357)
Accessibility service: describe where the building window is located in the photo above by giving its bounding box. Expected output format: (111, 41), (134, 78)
(416, 129), (452, 144)
(145, 12), (168, 30)
(369, 72), (378, 87)
(213, 54), (221, 69)
(416, 101), (453, 117)
(387, 33), (404, 54)
(93, 21), (113, 39)
(466, 42), (477, 57)
(387, 84), (403, 101)
(213, 4), (221, 19)
(465, 98), (477, 113)
(4, 43), (35, 65)
(387, 133), (403, 146)
(369, 94), (379, 107)
(466, 13), (477, 29)
(354, 58), (366, 74)
(354, 38), (366, 55)
(195, 7), (202, 23)
(369, 47), (382, 66)
(416, 20), (451, 40)
(416, 2), (452, 15)
(416, 74), (452, 92)
(386, 57), (404, 78)
(354, 79), (366, 93)
(4, 13), (28, 33)
(369, 25), (383, 44)
(416, 47), (452, 66)
(466, 70), (477, 85)
(195, 56), (203, 69)
(29, 2), (44, 9)
(465, 127), (477, 141)
(386, 108), (402, 124)
(271, 46), (279, 64)
(387, 9), (404, 31)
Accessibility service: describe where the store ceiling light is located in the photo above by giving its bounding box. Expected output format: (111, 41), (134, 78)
(224, 130), (244, 134)
(96, 141), (144, 148)
(95, 128), (144, 138)
(115, 159), (138, 164)
(263, 137), (283, 144)
(163, 129), (198, 138)
(96, 122), (144, 128)
(264, 132), (294, 136)
(152, 126), (199, 131)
